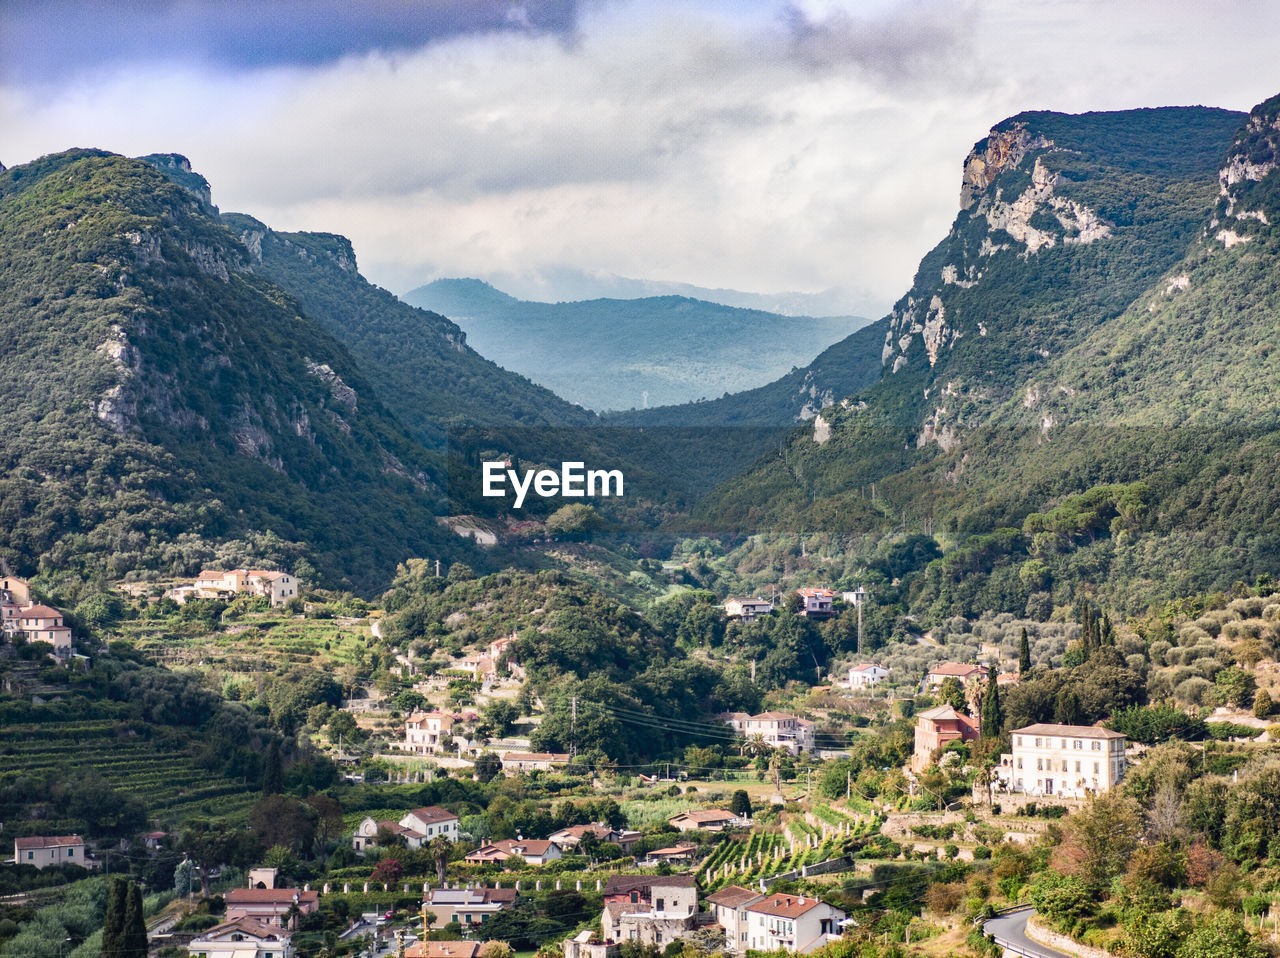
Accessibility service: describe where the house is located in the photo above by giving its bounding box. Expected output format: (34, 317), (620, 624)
(193, 569), (297, 606)
(464, 838), (562, 866)
(741, 712), (815, 754)
(14, 835), (86, 869)
(547, 823), (642, 853)
(400, 807), (460, 841)
(995, 724), (1128, 799)
(403, 710), (456, 755)
(186, 916), (294, 958)
(351, 807), (457, 853)
(248, 867), (279, 889)
(745, 893), (846, 953)
(840, 587), (867, 606)
(15, 605), (73, 657)
(706, 886), (765, 953)
(925, 662), (988, 689)
(911, 705), (980, 774)
(246, 571), (298, 607)
(640, 842), (699, 867)
(723, 597), (774, 622)
(564, 929), (620, 958)
(601, 875), (699, 947)
(420, 886), (518, 928)
(501, 751), (571, 774)
(846, 664), (888, 688)
(717, 712), (751, 735)
(224, 889), (319, 928)
(142, 831), (169, 850)
(0, 575), (31, 606)
(668, 809), (744, 833)
(406, 943), (484, 958)
(795, 588), (837, 618)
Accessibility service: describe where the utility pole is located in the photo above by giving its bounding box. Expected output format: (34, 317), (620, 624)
(846, 769), (851, 802)
(570, 696), (577, 759)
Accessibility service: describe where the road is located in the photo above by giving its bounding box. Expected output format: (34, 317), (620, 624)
(982, 908), (1075, 958)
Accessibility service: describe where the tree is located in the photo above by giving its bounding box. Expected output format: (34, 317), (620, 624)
(1255, 688), (1273, 720)
(428, 835), (453, 884)
(174, 859), (195, 897)
(1182, 911), (1267, 958)
(261, 740), (284, 795)
(474, 752), (503, 784)
(1018, 627), (1031, 673)
(1054, 791), (1143, 890)
(730, 789), (752, 819)
(939, 676), (966, 714)
(371, 857), (402, 883)
(250, 794), (318, 853)
(980, 668), (1003, 739)
(102, 876), (128, 958)
(122, 882), (147, 958)
(1053, 687), (1084, 726)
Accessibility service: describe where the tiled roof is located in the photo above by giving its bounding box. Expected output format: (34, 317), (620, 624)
(225, 888), (319, 905)
(929, 662), (987, 676)
(405, 806), (458, 824)
(603, 875), (697, 896)
(706, 886), (764, 908)
(747, 894), (835, 919)
(15, 835), (82, 849)
(672, 809), (738, 823)
(1013, 723), (1126, 739)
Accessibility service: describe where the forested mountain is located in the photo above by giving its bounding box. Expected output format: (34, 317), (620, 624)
(0, 150), (482, 590)
(698, 101), (1280, 615)
(403, 278), (868, 412)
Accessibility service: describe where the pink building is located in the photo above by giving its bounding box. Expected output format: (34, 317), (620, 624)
(911, 705), (980, 773)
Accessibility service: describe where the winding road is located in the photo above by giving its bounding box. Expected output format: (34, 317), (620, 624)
(982, 908), (1074, 958)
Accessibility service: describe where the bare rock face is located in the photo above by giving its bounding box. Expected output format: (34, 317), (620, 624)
(959, 123), (1051, 210)
(306, 359), (359, 411)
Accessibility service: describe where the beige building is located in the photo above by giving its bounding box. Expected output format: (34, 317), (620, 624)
(464, 838), (562, 866)
(601, 875), (699, 947)
(187, 917), (294, 958)
(501, 751), (571, 773)
(420, 886), (518, 928)
(795, 588), (837, 617)
(403, 710), (455, 754)
(741, 712), (815, 754)
(706, 886), (765, 953)
(925, 662), (988, 689)
(996, 723), (1128, 798)
(745, 893), (846, 954)
(224, 888), (319, 928)
(15, 835), (85, 869)
(193, 569), (297, 606)
(668, 809), (745, 833)
(351, 806), (458, 853)
(14, 605), (72, 656)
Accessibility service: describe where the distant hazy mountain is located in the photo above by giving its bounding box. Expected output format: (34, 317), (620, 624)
(402, 279), (870, 411)
(452, 267), (881, 318)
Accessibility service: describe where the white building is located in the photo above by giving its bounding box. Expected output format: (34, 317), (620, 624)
(723, 597), (773, 622)
(351, 806), (458, 853)
(795, 588), (837, 617)
(706, 885), (764, 952)
(745, 893), (846, 954)
(846, 664), (888, 688)
(995, 723), (1128, 799)
(187, 917), (294, 958)
(740, 712), (815, 754)
(403, 710), (455, 754)
(14, 835), (85, 869)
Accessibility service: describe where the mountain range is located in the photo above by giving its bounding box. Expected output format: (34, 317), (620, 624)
(3, 93), (1280, 617)
(402, 278), (869, 412)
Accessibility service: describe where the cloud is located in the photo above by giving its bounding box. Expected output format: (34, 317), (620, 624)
(0, 0), (583, 83)
(3, 0), (1280, 318)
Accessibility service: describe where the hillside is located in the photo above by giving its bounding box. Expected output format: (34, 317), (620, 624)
(696, 102), (1280, 614)
(403, 279), (869, 412)
(0, 149), (481, 590)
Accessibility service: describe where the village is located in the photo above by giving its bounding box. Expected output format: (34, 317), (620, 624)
(1, 566), (1190, 958)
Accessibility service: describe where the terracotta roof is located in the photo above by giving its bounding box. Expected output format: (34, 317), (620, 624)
(493, 839), (557, 856)
(20, 605), (62, 619)
(749, 712), (797, 721)
(917, 705), (967, 721)
(195, 917), (288, 941)
(748, 894), (834, 919)
(647, 843), (698, 857)
(1013, 723), (1126, 740)
(706, 886), (764, 908)
(405, 806), (457, 824)
(225, 888), (319, 905)
(15, 835), (82, 849)
(929, 662), (987, 677)
(603, 875), (697, 896)
(672, 809), (738, 823)
(501, 751), (570, 763)
(550, 823), (616, 841)
(406, 942), (483, 958)
(850, 664), (885, 672)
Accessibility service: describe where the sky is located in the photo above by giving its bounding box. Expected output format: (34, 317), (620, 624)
(3, 0), (1279, 316)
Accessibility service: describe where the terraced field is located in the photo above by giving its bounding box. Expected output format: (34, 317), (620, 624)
(0, 718), (258, 829)
(117, 614), (374, 674)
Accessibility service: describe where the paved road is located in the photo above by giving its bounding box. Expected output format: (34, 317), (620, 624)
(982, 908), (1074, 958)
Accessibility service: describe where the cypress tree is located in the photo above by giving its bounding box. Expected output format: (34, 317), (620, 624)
(981, 668), (1003, 739)
(1018, 628), (1031, 673)
(102, 876), (128, 958)
(122, 881), (147, 958)
(261, 740), (283, 795)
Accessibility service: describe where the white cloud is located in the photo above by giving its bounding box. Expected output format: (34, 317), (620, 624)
(3, 0), (1280, 316)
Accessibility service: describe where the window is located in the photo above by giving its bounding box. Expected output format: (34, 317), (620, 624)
(1036, 758), (1043, 770)
(27, 852), (33, 860)
(1093, 762), (1099, 773)
(1016, 758), (1023, 769)
(1034, 737), (1041, 747)
(1091, 741), (1101, 751)
(1075, 761), (1081, 773)
(67, 848), (74, 856)
(1073, 740), (1082, 749)
(656, 898), (665, 911)
(1017, 736), (1023, 746)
